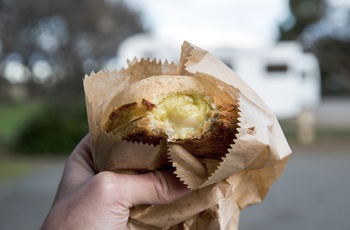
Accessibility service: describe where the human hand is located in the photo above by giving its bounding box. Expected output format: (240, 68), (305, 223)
(40, 134), (190, 230)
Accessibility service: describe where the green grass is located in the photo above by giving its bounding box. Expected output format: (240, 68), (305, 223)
(0, 101), (44, 185)
(0, 101), (41, 147)
(0, 157), (34, 186)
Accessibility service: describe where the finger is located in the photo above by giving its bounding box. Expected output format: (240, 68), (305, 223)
(108, 170), (191, 208)
(54, 134), (95, 203)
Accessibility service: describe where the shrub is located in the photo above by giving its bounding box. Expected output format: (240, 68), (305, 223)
(13, 100), (89, 155)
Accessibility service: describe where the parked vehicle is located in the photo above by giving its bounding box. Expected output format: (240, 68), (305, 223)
(117, 34), (321, 120)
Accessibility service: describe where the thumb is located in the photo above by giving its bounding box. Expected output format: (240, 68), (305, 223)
(117, 170), (190, 208)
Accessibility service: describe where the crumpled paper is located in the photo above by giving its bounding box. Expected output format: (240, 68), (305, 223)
(83, 41), (291, 229)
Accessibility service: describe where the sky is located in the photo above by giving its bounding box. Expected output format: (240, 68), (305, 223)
(122, 0), (350, 50)
(5, 0), (349, 84)
(124, 0), (291, 49)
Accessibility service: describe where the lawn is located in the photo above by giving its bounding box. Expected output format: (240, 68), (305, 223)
(0, 101), (41, 148)
(0, 101), (41, 185)
(0, 157), (34, 186)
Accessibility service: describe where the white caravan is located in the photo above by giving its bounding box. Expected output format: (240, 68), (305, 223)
(117, 34), (321, 120)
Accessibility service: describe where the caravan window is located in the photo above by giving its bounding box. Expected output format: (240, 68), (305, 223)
(266, 63), (288, 74)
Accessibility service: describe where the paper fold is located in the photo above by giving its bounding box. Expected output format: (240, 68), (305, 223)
(83, 41), (291, 229)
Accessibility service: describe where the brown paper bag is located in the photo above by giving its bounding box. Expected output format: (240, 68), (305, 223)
(83, 41), (291, 229)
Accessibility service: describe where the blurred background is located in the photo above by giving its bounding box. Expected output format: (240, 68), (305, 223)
(0, 0), (349, 229)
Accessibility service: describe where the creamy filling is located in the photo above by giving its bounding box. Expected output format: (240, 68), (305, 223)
(151, 94), (212, 139)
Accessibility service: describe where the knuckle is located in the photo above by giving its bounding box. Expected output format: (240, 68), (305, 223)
(89, 171), (118, 197)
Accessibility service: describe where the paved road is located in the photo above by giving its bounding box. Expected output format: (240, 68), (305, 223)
(0, 159), (65, 230)
(0, 97), (349, 230)
(314, 97), (350, 129)
(239, 139), (350, 230)
(1, 139), (349, 230)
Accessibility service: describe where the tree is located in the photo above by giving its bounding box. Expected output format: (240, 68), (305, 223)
(0, 0), (144, 100)
(279, 0), (327, 41)
(278, 0), (350, 95)
(309, 37), (350, 95)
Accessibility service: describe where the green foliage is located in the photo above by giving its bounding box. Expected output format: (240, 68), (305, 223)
(0, 101), (41, 147)
(13, 100), (89, 155)
(278, 0), (350, 95)
(0, 0), (144, 101)
(279, 0), (327, 40)
(310, 38), (350, 95)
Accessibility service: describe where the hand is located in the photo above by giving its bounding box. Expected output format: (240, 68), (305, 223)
(40, 134), (190, 230)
